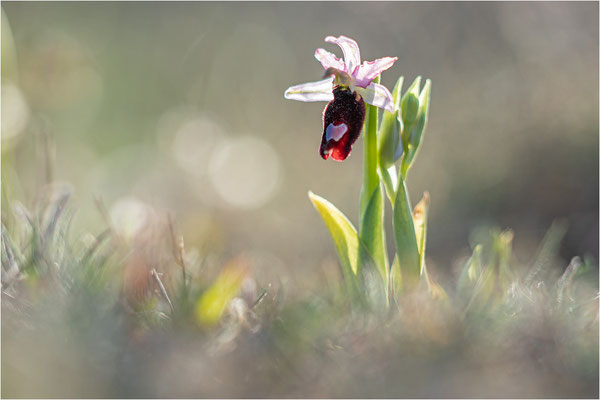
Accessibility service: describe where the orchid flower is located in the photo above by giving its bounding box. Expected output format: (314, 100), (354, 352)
(284, 35), (397, 161)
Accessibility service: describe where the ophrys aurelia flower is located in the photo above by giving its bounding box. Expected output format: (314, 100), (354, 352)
(284, 36), (397, 161)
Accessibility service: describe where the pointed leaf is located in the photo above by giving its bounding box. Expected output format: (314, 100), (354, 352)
(419, 79), (432, 116)
(391, 76), (404, 110)
(379, 163), (398, 205)
(195, 257), (249, 326)
(404, 75), (422, 98)
(389, 254), (402, 301)
(308, 191), (362, 301)
(359, 184), (388, 284)
(392, 176), (420, 288)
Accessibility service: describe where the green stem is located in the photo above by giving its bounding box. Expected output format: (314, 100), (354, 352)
(360, 76), (380, 222)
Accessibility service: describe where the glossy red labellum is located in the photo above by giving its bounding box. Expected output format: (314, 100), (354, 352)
(319, 86), (366, 161)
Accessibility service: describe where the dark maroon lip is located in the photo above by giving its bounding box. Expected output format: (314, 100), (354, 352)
(319, 86), (366, 161)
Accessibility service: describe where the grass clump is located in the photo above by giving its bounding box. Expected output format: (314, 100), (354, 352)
(2, 185), (598, 398)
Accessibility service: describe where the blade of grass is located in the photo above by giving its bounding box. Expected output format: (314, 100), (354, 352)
(457, 244), (483, 295)
(525, 220), (568, 285)
(557, 256), (582, 305)
(151, 268), (174, 313)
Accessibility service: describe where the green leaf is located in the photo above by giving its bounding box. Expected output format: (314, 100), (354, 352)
(391, 76), (404, 109)
(403, 76), (422, 98)
(379, 163), (398, 205)
(359, 184), (388, 285)
(195, 257), (249, 326)
(392, 176), (420, 288)
(389, 254), (401, 301)
(308, 191), (362, 302)
(418, 79), (431, 113)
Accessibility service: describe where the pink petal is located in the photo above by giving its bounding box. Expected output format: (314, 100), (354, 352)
(314, 48), (346, 72)
(354, 82), (394, 113)
(284, 77), (334, 102)
(354, 57), (398, 88)
(324, 35), (361, 76)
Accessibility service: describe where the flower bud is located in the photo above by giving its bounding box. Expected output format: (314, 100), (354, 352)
(400, 79), (431, 176)
(400, 76), (422, 126)
(377, 110), (402, 168)
(401, 92), (419, 126)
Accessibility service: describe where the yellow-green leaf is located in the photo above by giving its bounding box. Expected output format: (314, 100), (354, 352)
(195, 257), (249, 326)
(308, 191), (362, 302)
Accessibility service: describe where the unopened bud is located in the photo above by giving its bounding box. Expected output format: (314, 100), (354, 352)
(400, 76), (422, 126)
(377, 76), (404, 168)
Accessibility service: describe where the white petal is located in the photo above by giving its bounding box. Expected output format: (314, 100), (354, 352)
(284, 77), (334, 102)
(355, 82), (394, 112)
(314, 48), (346, 71)
(325, 35), (361, 75)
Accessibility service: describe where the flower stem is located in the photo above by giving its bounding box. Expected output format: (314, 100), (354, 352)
(357, 76), (390, 306)
(360, 76), (380, 221)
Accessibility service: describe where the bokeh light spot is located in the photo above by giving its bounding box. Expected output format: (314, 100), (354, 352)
(109, 196), (150, 241)
(1, 83), (30, 142)
(171, 116), (226, 178)
(209, 136), (281, 209)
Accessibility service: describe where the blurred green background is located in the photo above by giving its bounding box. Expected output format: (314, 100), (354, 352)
(2, 2), (598, 291)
